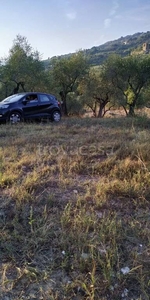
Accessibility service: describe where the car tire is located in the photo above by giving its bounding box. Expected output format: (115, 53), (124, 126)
(51, 111), (61, 122)
(8, 111), (23, 124)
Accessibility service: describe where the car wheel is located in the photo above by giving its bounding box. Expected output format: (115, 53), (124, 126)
(9, 112), (22, 124)
(51, 111), (61, 122)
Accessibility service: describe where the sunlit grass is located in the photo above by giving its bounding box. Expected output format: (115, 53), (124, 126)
(0, 115), (150, 299)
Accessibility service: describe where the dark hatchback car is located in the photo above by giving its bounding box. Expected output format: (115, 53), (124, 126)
(0, 92), (61, 124)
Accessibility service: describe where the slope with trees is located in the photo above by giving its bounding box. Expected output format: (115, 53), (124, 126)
(44, 31), (150, 67)
(1, 34), (150, 118)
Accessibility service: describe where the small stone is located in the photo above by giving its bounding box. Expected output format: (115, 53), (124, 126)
(97, 247), (106, 254)
(121, 267), (130, 275)
(22, 165), (27, 171)
(73, 189), (78, 194)
(81, 253), (89, 260)
(121, 288), (129, 297)
(96, 211), (103, 218)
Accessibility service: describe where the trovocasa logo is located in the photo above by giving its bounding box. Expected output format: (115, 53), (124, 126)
(36, 144), (114, 157)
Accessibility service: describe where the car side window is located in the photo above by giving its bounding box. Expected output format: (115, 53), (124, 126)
(26, 94), (38, 102)
(39, 94), (50, 103)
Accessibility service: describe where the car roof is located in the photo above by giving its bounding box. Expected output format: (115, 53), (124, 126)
(16, 92), (55, 96)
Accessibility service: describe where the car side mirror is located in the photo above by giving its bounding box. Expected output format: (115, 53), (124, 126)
(22, 99), (27, 105)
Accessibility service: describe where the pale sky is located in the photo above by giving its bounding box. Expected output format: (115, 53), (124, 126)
(0, 0), (150, 60)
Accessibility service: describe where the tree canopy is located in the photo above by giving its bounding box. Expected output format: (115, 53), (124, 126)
(0, 35), (47, 99)
(103, 54), (150, 116)
(49, 51), (89, 115)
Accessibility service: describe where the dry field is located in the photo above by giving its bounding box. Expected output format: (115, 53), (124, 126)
(0, 115), (150, 300)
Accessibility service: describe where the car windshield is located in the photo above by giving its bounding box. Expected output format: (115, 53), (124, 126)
(1, 94), (25, 103)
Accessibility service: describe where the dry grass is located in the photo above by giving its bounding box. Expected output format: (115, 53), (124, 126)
(0, 115), (150, 299)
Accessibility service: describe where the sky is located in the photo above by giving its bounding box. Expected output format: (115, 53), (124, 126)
(0, 0), (150, 60)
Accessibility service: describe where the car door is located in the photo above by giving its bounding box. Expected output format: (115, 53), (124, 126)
(22, 94), (40, 118)
(38, 94), (53, 117)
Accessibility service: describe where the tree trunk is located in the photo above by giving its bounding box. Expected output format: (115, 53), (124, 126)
(128, 105), (135, 116)
(4, 84), (8, 98)
(97, 103), (105, 118)
(9, 81), (25, 96)
(62, 99), (68, 116)
(59, 91), (68, 115)
(127, 95), (137, 117)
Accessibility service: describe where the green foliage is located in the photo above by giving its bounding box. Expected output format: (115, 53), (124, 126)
(67, 95), (85, 116)
(103, 54), (150, 115)
(0, 35), (49, 99)
(141, 83), (150, 107)
(79, 66), (117, 117)
(51, 51), (89, 115)
(125, 87), (135, 104)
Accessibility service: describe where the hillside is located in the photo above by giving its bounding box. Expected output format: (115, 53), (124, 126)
(44, 31), (150, 68)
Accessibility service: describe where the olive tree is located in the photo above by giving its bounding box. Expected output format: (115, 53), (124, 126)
(0, 35), (48, 98)
(51, 51), (89, 115)
(79, 67), (116, 117)
(104, 54), (150, 116)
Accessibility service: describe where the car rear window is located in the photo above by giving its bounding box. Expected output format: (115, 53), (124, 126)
(39, 94), (50, 102)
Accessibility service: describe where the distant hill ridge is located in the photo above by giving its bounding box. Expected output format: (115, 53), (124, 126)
(43, 31), (150, 68)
